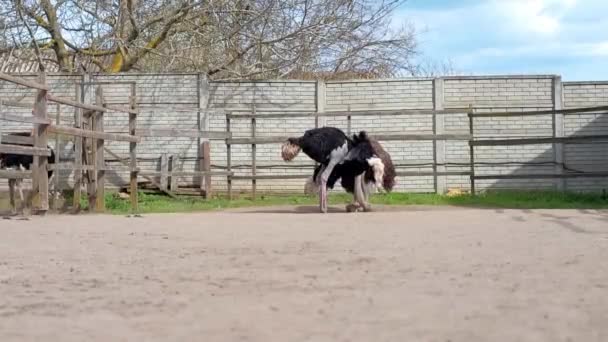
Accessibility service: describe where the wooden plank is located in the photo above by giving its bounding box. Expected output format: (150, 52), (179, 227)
(48, 163), (137, 172)
(47, 94), (108, 113)
(474, 173), (608, 180)
(139, 171), (233, 177)
(135, 128), (230, 139)
(231, 174), (310, 180)
(396, 171), (472, 177)
(202, 141), (212, 198)
(34, 73), (49, 212)
(251, 110), (257, 200)
(226, 134), (471, 145)
(468, 106), (476, 195)
(0, 72), (49, 90)
(86, 108), (96, 211)
(226, 117), (232, 200)
(469, 105), (608, 118)
(129, 89), (139, 212)
(226, 108), (466, 119)
(53, 103), (61, 211)
(231, 171), (472, 180)
(95, 87), (105, 213)
(48, 125), (140, 142)
(1, 134), (35, 145)
(0, 113), (52, 125)
(0, 170), (33, 179)
(170, 155), (180, 191)
(0, 144), (51, 156)
(72, 84), (82, 212)
(160, 153), (169, 190)
(471, 135), (608, 147)
(0, 100), (35, 108)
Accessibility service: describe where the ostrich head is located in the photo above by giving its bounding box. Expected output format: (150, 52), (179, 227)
(366, 157), (385, 190)
(281, 138), (301, 161)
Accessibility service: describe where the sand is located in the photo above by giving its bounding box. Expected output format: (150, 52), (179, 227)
(1, 205), (607, 341)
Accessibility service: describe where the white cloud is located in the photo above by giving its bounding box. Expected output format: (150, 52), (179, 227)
(491, 0), (577, 35)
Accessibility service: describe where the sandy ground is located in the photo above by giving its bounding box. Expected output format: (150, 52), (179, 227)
(1, 205), (608, 342)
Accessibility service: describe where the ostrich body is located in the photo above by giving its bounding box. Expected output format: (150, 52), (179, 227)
(310, 131), (396, 212)
(282, 127), (351, 213)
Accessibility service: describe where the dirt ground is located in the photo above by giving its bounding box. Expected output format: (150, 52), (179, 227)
(1, 205), (607, 342)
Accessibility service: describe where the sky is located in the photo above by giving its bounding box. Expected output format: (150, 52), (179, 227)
(396, 0), (608, 80)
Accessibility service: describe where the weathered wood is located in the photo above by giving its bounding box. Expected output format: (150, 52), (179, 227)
(53, 103), (61, 211)
(226, 117), (232, 200)
(160, 153), (169, 190)
(227, 133), (471, 145)
(0, 72), (49, 90)
(231, 171), (472, 181)
(202, 141), (212, 198)
(139, 171), (232, 177)
(0, 113), (52, 125)
(0, 170), (33, 179)
(170, 155), (180, 191)
(48, 125), (140, 142)
(95, 87), (105, 212)
(251, 108), (257, 200)
(136, 128), (230, 139)
(72, 85), (82, 212)
(231, 174), (310, 180)
(468, 106), (476, 195)
(34, 73), (49, 212)
(226, 108), (466, 119)
(471, 135), (608, 147)
(0, 144), (51, 156)
(0, 100), (35, 108)
(129, 89), (139, 212)
(48, 163), (136, 172)
(46, 94), (136, 114)
(469, 105), (608, 118)
(474, 172), (608, 180)
(0, 134), (35, 145)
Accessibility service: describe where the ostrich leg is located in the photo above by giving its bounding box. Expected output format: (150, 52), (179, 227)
(319, 159), (341, 213)
(8, 179), (16, 214)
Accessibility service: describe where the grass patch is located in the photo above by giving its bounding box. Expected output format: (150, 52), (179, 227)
(87, 189), (608, 215)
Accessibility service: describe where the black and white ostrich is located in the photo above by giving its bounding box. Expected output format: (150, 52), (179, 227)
(0, 131), (56, 213)
(281, 127), (394, 213)
(309, 131), (396, 212)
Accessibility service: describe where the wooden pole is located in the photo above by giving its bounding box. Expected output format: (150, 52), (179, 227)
(202, 141), (212, 198)
(94, 86), (105, 212)
(226, 116), (232, 200)
(129, 86), (139, 213)
(73, 83), (83, 212)
(432, 110), (438, 193)
(53, 103), (61, 211)
(468, 105), (476, 195)
(33, 72), (49, 214)
(170, 154), (180, 191)
(251, 105), (257, 200)
(160, 153), (169, 190)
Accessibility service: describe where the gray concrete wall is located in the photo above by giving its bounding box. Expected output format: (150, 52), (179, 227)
(1, 73), (607, 194)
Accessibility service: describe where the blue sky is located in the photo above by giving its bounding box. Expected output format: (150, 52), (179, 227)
(396, 0), (608, 80)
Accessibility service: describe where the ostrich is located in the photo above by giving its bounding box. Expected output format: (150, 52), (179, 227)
(308, 131), (396, 212)
(0, 131), (56, 213)
(281, 127), (392, 213)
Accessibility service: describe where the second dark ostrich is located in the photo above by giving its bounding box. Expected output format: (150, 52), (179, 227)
(309, 131), (396, 212)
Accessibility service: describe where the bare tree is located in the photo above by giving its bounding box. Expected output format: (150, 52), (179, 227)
(0, 0), (420, 80)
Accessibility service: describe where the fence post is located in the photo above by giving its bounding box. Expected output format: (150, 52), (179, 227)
(73, 82), (83, 212)
(251, 104), (257, 200)
(53, 103), (61, 211)
(129, 86), (138, 213)
(226, 116), (232, 199)
(94, 86), (105, 212)
(160, 153), (169, 190)
(33, 72), (49, 214)
(198, 73), (210, 192)
(170, 154), (180, 191)
(202, 141), (212, 198)
(433, 78), (447, 194)
(468, 105), (476, 195)
(552, 76), (566, 191)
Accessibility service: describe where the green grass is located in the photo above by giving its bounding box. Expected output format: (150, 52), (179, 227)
(79, 189), (608, 215)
